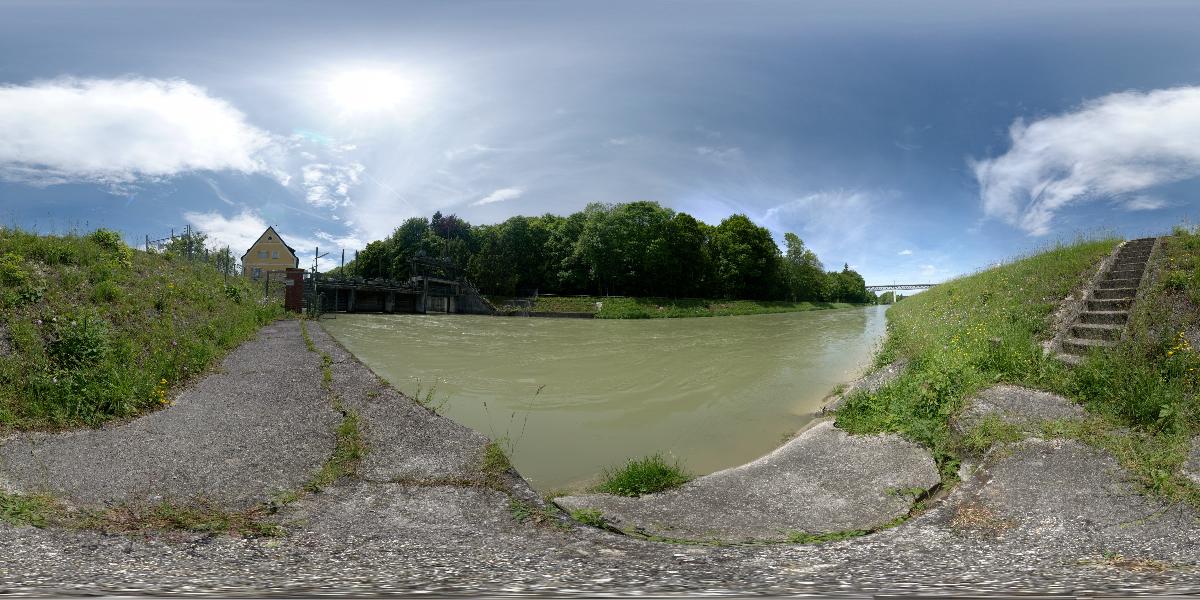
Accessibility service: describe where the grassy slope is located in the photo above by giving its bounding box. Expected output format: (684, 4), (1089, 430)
(837, 230), (1200, 508)
(516, 295), (863, 318)
(0, 228), (284, 430)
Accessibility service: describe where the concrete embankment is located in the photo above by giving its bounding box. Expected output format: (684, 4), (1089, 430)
(2, 320), (1199, 595)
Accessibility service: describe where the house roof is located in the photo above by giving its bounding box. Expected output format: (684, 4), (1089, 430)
(240, 226), (298, 261)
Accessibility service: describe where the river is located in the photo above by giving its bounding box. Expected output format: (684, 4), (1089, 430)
(322, 304), (888, 491)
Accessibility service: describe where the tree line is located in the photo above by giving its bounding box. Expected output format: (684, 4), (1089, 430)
(333, 201), (876, 303)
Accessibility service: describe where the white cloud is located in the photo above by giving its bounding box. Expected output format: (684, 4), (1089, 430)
(973, 86), (1200, 235)
(315, 229), (365, 251)
(301, 162), (365, 209)
(1122, 195), (1168, 211)
(898, 249), (913, 255)
(183, 209), (270, 253)
(696, 146), (743, 162)
(0, 77), (275, 187)
(471, 187), (523, 206)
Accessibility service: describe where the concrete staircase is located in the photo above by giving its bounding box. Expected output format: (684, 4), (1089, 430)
(1057, 237), (1156, 362)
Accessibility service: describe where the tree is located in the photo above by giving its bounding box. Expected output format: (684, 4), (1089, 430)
(710, 214), (780, 299)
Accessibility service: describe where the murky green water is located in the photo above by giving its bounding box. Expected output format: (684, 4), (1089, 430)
(322, 305), (888, 490)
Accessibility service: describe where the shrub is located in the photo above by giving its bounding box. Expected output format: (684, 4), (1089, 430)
(90, 280), (122, 303)
(0, 253), (28, 286)
(596, 453), (691, 497)
(47, 314), (110, 368)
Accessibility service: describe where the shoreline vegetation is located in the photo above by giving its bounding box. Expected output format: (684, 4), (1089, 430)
(836, 228), (1200, 509)
(489, 294), (870, 318)
(326, 201), (880, 306)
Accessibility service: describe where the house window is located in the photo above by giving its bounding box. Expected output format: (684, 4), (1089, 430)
(272, 251), (279, 259)
(252, 267), (262, 279)
(258, 250), (268, 259)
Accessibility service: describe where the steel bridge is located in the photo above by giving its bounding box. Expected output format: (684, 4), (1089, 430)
(864, 283), (936, 292)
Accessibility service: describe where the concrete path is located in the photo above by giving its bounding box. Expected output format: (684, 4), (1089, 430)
(951, 384), (1086, 436)
(554, 420), (939, 543)
(0, 321), (339, 510)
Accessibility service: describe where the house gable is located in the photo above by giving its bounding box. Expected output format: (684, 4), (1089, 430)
(241, 226), (299, 268)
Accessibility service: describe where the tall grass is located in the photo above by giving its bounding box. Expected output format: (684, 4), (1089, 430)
(0, 227), (284, 430)
(836, 237), (1120, 478)
(836, 228), (1200, 508)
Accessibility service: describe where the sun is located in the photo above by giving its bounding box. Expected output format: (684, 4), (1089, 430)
(327, 67), (424, 115)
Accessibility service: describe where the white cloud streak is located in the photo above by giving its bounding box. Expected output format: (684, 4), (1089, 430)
(0, 77), (275, 187)
(183, 209), (270, 253)
(973, 86), (1200, 235)
(301, 162), (365, 209)
(898, 249), (913, 255)
(471, 187), (523, 206)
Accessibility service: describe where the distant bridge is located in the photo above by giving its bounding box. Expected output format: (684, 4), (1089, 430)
(865, 283), (936, 292)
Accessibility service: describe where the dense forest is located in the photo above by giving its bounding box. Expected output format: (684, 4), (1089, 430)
(331, 201), (875, 303)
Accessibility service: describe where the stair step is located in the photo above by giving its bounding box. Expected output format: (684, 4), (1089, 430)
(1071, 323), (1122, 341)
(1062, 337), (1116, 355)
(1088, 298), (1131, 311)
(1106, 269), (1143, 280)
(1097, 278), (1141, 289)
(1112, 262), (1147, 273)
(1115, 254), (1149, 263)
(1079, 310), (1128, 325)
(1092, 287), (1137, 300)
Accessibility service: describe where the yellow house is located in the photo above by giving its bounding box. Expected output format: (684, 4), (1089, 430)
(241, 226), (299, 280)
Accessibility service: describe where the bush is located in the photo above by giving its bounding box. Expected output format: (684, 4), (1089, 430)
(47, 313), (110, 368)
(596, 453), (691, 497)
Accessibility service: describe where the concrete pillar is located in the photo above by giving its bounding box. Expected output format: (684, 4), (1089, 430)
(348, 289), (357, 313)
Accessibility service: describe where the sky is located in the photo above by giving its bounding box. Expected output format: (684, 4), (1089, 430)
(2, 1), (1200, 283)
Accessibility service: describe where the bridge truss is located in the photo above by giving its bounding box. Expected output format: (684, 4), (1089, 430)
(864, 283), (936, 292)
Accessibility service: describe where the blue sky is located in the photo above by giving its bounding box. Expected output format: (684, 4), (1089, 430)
(2, 1), (1200, 283)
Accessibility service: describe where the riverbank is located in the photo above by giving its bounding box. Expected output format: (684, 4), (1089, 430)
(1, 317), (1198, 594)
(492, 294), (869, 318)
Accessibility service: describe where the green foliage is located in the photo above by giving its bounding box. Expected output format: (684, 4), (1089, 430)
(836, 237), (1120, 480)
(481, 442), (513, 481)
(596, 453), (692, 497)
(0, 492), (57, 527)
(957, 414), (1026, 455)
(336, 202), (873, 304)
(570, 508), (606, 528)
(0, 227), (285, 430)
(306, 409), (366, 491)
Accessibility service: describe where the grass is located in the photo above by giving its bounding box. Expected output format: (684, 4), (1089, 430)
(491, 294), (867, 318)
(304, 409), (366, 493)
(570, 508), (606, 527)
(79, 501), (283, 537)
(481, 441), (513, 485)
(596, 453), (692, 497)
(835, 228), (1200, 509)
(0, 227), (285, 430)
(0, 492), (58, 527)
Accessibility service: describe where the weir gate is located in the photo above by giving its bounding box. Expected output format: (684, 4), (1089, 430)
(296, 272), (495, 315)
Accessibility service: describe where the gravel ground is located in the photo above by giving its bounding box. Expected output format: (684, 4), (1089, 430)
(1, 319), (1198, 596)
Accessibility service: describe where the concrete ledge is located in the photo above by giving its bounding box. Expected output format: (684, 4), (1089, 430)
(951, 385), (1085, 437)
(553, 421), (938, 543)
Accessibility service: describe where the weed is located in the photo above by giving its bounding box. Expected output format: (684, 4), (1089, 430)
(80, 501), (282, 537)
(596, 453), (691, 497)
(481, 441), (512, 483)
(0, 492), (58, 527)
(785, 529), (869, 544)
(306, 409), (366, 492)
(508, 497), (568, 528)
(570, 508), (606, 527)
(956, 414), (1026, 455)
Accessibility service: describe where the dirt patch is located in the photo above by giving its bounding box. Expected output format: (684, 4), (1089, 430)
(949, 501), (1014, 537)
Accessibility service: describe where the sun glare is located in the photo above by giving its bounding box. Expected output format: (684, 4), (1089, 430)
(327, 67), (423, 115)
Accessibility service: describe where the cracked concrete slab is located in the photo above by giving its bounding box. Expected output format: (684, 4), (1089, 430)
(553, 420), (938, 543)
(305, 323), (506, 489)
(951, 385), (1086, 436)
(926, 438), (1199, 548)
(0, 321), (339, 510)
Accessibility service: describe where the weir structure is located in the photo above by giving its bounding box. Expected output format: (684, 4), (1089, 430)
(299, 256), (495, 316)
